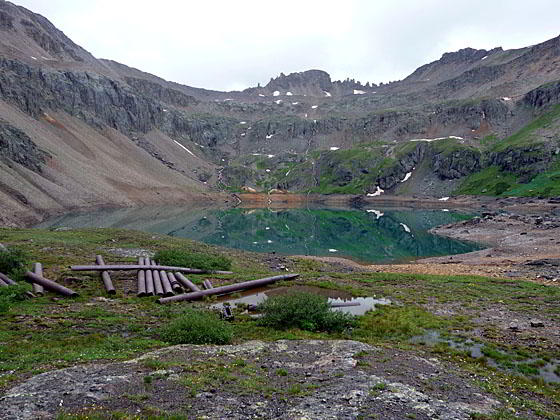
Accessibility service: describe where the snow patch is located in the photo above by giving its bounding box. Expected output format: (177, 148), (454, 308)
(400, 223), (411, 233)
(223, 98), (233, 101)
(366, 209), (384, 219)
(328, 249), (338, 253)
(163, 109), (168, 112)
(353, 89), (365, 95)
(366, 186), (384, 197)
(30, 56), (37, 60)
(292, 102), (299, 105)
(240, 121), (247, 124)
(286, 91), (293, 96)
(311, 105), (318, 109)
(330, 147), (340, 151)
(258, 94), (265, 97)
(267, 154), (275, 158)
(501, 97), (512, 101)
(273, 91), (280, 97)
(324, 91), (331, 97)
(400, 172), (412, 182)
(265, 169), (271, 172)
(438, 197), (450, 201)
(304, 113), (308, 118)
(267, 240), (273, 243)
(241, 133), (246, 137)
(442, 209), (449, 212)
(481, 55), (488, 60)
(285, 170), (291, 176)
(173, 141), (195, 156)
(266, 134), (274, 139)
(275, 100), (282, 104)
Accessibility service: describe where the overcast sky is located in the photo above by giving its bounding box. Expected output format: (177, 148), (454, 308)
(12, 0), (560, 91)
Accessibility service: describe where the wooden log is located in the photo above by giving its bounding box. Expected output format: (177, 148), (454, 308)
(174, 273), (200, 292)
(70, 265), (233, 275)
(167, 272), (183, 293)
(158, 274), (299, 304)
(150, 259), (164, 296)
(159, 270), (174, 297)
(24, 272), (78, 297)
(32, 263), (45, 296)
(137, 257), (147, 297)
(203, 279), (214, 290)
(95, 256), (116, 295)
(0, 272), (16, 285)
(145, 260), (154, 296)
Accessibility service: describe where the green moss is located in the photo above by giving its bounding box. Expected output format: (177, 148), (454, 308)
(154, 249), (231, 271)
(454, 166), (518, 196)
(491, 104), (560, 153)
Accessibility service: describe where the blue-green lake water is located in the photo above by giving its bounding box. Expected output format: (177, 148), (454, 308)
(35, 206), (483, 263)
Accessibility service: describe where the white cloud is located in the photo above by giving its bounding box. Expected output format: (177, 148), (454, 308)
(13, 0), (560, 91)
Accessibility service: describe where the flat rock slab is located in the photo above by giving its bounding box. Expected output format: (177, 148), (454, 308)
(0, 340), (499, 419)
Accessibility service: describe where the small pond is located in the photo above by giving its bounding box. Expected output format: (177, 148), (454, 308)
(210, 285), (391, 316)
(35, 205), (483, 264)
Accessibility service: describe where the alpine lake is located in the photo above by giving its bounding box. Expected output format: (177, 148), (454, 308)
(35, 204), (483, 264)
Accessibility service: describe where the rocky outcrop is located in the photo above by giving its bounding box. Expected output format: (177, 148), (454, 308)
(432, 148), (481, 180)
(523, 80), (560, 109)
(124, 77), (199, 108)
(0, 119), (46, 172)
(489, 144), (557, 181)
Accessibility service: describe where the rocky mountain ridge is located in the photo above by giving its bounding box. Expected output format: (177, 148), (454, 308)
(0, 0), (559, 226)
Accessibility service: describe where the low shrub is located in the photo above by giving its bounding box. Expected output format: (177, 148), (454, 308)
(0, 247), (29, 280)
(258, 292), (356, 333)
(0, 283), (30, 314)
(159, 309), (233, 345)
(154, 249), (231, 271)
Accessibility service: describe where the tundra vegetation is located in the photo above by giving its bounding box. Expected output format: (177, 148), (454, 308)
(0, 227), (558, 418)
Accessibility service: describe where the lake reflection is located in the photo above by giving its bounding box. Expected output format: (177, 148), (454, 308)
(35, 206), (482, 263)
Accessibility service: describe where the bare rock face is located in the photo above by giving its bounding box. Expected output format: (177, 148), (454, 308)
(0, 119), (46, 172)
(0, 340), (501, 419)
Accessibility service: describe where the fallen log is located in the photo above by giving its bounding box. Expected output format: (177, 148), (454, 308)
(137, 257), (147, 297)
(24, 272), (78, 297)
(32, 263), (45, 296)
(96, 256), (116, 295)
(159, 270), (174, 297)
(167, 272), (183, 293)
(70, 264), (233, 275)
(203, 279), (214, 290)
(145, 259), (155, 296)
(0, 272), (16, 285)
(150, 259), (164, 296)
(174, 273), (200, 292)
(158, 274), (299, 304)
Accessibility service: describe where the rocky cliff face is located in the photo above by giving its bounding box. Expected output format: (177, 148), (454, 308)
(0, 1), (559, 226)
(0, 119), (46, 172)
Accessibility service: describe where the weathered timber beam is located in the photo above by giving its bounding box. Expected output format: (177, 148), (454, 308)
(32, 263), (45, 295)
(96, 256), (116, 295)
(24, 272), (78, 297)
(70, 265), (233, 275)
(158, 274), (299, 304)
(137, 257), (147, 297)
(174, 272), (200, 292)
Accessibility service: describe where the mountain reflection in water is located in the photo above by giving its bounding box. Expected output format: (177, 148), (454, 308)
(35, 206), (482, 263)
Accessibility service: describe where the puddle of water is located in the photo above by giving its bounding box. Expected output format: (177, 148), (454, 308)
(210, 285), (390, 316)
(410, 331), (560, 383)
